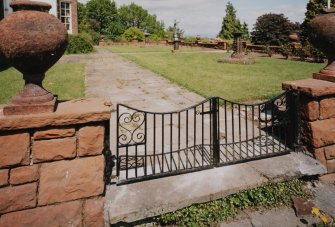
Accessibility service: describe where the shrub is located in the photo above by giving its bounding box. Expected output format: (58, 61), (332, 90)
(184, 36), (197, 43)
(78, 32), (93, 44)
(66, 34), (94, 54)
(122, 27), (144, 42)
(79, 20), (101, 45)
(200, 38), (211, 44)
(305, 42), (325, 63)
(149, 34), (161, 43)
(281, 44), (293, 59)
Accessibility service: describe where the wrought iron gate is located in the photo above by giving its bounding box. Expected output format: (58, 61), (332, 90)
(116, 91), (297, 184)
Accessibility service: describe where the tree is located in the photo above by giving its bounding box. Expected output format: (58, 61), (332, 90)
(86, 0), (118, 33)
(104, 19), (124, 41)
(165, 21), (184, 40)
(251, 13), (298, 46)
(77, 2), (87, 26)
(145, 14), (165, 38)
(118, 3), (148, 28)
(241, 22), (250, 40)
(118, 3), (165, 37)
(218, 2), (242, 40)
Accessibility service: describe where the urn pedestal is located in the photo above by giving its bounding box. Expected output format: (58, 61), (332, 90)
(0, 0), (68, 115)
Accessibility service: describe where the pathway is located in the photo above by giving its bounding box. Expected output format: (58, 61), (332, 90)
(61, 46), (204, 110)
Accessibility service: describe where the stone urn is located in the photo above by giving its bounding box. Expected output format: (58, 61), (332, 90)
(309, 8), (335, 82)
(288, 32), (301, 49)
(289, 32), (299, 42)
(0, 0), (68, 115)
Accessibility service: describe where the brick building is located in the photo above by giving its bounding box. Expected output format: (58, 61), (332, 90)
(0, 0), (78, 34)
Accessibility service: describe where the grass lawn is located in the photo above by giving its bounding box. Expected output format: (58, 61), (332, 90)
(104, 45), (210, 53)
(0, 63), (85, 104)
(105, 45), (324, 102)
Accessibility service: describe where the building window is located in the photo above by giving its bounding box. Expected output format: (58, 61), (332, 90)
(57, 1), (71, 32)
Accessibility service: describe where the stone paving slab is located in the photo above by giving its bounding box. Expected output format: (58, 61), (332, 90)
(313, 183), (335, 217)
(247, 152), (326, 182)
(106, 162), (268, 224)
(106, 152), (326, 224)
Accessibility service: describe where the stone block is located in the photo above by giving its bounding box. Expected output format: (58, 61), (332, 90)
(32, 137), (76, 163)
(0, 183), (37, 214)
(326, 159), (335, 173)
(0, 200), (82, 227)
(292, 196), (315, 216)
(314, 148), (327, 167)
(10, 165), (39, 185)
(83, 197), (104, 227)
(0, 132), (29, 168)
(324, 145), (335, 160)
(301, 95), (319, 121)
(78, 124), (104, 156)
(0, 99), (111, 131)
(283, 78), (335, 97)
(39, 155), (105, 205)
(33, 127), (75, 140)
(309, 118), (335, 148)
(319, 173), (335, 184)
(0, 169), (9, 186)
(320, 97), (335, 120)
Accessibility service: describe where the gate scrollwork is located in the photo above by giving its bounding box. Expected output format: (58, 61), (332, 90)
(118, 111), (145, 146)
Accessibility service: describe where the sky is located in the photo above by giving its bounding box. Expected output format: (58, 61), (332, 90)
(91, 0), (313, 37)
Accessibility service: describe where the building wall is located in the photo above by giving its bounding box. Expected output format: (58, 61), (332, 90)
(3, 0), (9, 17)
(0, 0), (4, 20)
(38, 0), (57, 16)
(2, 0), (78, 34)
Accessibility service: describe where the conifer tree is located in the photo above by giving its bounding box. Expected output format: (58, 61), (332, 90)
(218, 2), (242, 40)
(241, 22), (250, 40)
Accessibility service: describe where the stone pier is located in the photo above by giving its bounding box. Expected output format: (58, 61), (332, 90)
(283, 78), (335, 184)
(0, 99), (112, 227)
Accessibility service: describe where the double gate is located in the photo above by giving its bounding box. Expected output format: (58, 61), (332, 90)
(116, 91), (298, 184)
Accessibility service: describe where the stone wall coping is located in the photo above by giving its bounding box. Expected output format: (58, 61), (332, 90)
(0, 99), (113, 131)
(283, 78), (335, 97)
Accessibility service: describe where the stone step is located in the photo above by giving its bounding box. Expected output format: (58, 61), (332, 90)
(105, 152), (326, 224)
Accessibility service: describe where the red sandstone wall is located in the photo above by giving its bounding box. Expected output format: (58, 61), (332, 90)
(284, 79), (335, 184)
(0, 100), (111, 226)
(71, 0), (78, 34)
(300, 95), (335, 180)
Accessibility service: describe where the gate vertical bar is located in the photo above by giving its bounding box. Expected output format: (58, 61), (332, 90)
(144, 112), (147, 176)
(212, 97), (220, 166)
(116, 104), (120, 178)
(286, 90), (300, 150)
